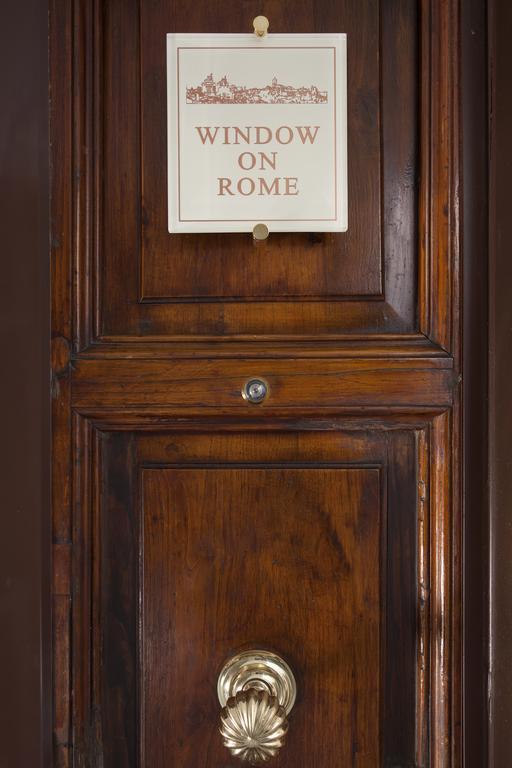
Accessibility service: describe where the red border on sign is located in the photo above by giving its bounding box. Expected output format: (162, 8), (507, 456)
(176, 46), (338, 223)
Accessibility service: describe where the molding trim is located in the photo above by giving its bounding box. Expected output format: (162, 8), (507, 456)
(64, 412), (458, 766)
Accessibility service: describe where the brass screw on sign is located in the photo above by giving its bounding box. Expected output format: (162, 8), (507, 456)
(252, 223), (269, 241)
(251, 18), (270, 241)
(253, 15), (270, 37)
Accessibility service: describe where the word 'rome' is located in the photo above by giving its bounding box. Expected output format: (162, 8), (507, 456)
(194, 125), (320, 197)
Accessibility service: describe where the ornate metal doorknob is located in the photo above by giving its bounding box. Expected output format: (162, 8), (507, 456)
(217, 650), (297, 764)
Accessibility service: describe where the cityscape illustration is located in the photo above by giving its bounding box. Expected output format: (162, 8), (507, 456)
(186, 74), (328, 104)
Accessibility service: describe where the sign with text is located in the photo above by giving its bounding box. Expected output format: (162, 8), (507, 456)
(167, 33), (347, 233)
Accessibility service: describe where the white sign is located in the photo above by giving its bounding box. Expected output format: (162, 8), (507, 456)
(167, 33), (347, 233)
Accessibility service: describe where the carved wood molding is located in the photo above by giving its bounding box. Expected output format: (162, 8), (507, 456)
(49, 1), (463, 765)
(52, 410), (458, 766)
(418, 0), (460, 358)
(63, 0), (460, 354)
(70, 356), (456, 412)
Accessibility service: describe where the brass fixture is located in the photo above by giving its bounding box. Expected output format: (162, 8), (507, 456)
(242, 378), (269, 404)
(252, 17), (270, 240)
(253, 222), (270, 241)
(253, 15), (270, 37)
(217, 650), (296, 764)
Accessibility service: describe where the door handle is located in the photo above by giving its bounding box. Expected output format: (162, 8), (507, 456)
(217, 650), (296, 764)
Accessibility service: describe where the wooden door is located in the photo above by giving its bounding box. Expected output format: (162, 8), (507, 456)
(50, 1), (461, 766)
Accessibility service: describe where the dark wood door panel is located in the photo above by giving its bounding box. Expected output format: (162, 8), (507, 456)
(143, 466), (381, 767)
(69, 0), (430, 344)
(50, 1), (463, 766)
(71, 424), (433, 767)
(71, 356), (454, 412)
(138, 0), (385, 301)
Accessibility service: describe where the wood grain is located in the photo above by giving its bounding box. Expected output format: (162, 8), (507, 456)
(49, 0), (463, 766)
(139, 0), (383, 300)
(71, 357), (455, 411)
(143, 466), (380, 767)
(88, 426), (423, 766)
(72, 0), (425, 345)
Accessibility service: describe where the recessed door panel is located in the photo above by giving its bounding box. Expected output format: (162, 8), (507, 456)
(92, 426), (422, 768)
(75, 0), (419, 341)
(143, 466), (380, 766)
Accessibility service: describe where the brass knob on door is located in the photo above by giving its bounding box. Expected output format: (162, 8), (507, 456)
(217, 650), (297, 764)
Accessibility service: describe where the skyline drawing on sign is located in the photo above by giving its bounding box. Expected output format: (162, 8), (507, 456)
(186, 73), (328, 105)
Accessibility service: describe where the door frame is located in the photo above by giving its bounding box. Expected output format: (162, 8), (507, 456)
(488, 0), (512, 763)
(0, 2), (51, 767)
(0, 0), (505, 765)
(461, 0), (489, 765)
